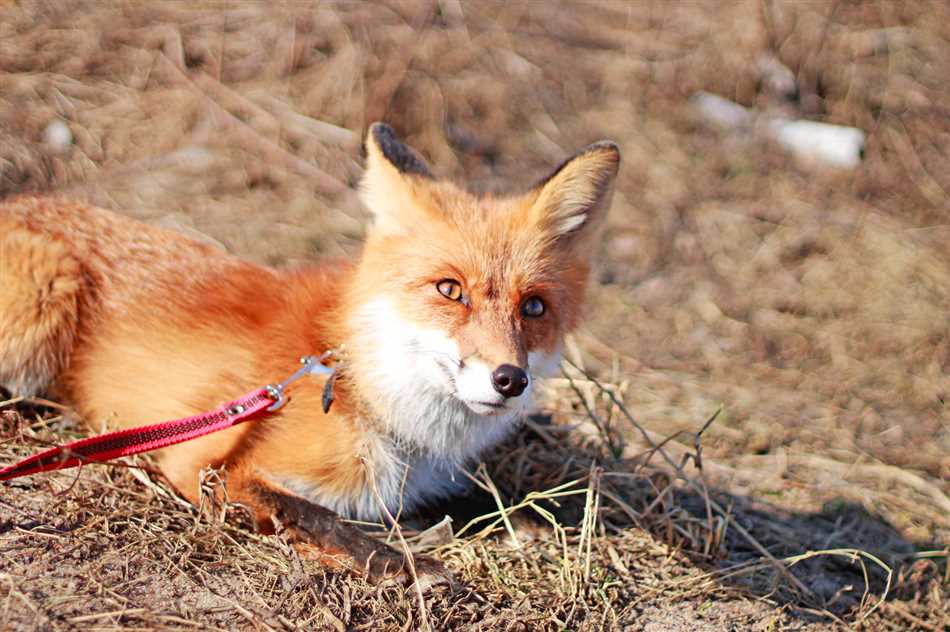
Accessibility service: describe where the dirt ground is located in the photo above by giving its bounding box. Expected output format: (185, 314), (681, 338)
(0, 1), (947, 630)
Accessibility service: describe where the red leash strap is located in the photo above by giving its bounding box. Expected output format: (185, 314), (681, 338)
(0, 389), (273, 481)
(0, 353), (336, 482)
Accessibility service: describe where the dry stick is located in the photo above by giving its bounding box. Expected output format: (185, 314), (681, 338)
(460, 465), (523, 550)
(553, 375), (739, 482)
(0, 396), (23, 410)
(20, 397), (75, 414)
(562, 358), (818, 603)
(561, 368), (623, 458)
(157, 53), (347, 196)
(783, 548), (892, 621)
(579, 463), (602, 583)
(692, 408), (722, 558)
(127, 465), (194, 510)
(67, 608), (147, 624)
(449, 473), (581, 592)
(565, 374), (720, 553)
(596, 486), (642, 526)
(452, 477), (586, 540)
(156, 614), (224, 629)
(362, 457), (431, 632)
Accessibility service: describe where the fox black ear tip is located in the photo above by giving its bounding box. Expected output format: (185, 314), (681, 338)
(368, 122), (397, 143)
(587, 140), (621, 161)
(365, 123), (433, 178)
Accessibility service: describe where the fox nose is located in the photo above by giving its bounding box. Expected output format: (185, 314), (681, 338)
(491, 364), (529, 398)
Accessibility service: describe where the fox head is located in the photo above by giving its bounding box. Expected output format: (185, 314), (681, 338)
(345, 123), (619, 462)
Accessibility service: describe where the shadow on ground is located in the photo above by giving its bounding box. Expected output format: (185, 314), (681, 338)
(418, 416), (945, 628)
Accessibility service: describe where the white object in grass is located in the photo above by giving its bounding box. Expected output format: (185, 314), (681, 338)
(768, 118), (865, 169)
(691, 92), (753, 131)
(43, 119), (72, 154)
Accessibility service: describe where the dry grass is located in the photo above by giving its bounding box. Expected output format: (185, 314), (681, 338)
(0, 1), (948, 630)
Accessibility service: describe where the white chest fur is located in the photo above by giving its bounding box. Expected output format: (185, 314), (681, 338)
(275, 416), (515, 521)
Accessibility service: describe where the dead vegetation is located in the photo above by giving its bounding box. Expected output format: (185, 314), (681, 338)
(0, 1), (947, 630)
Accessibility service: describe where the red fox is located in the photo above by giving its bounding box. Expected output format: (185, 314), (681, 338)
(0, 123), (619, 584)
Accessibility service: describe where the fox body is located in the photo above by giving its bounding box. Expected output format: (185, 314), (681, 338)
(0, 123), (619, 580)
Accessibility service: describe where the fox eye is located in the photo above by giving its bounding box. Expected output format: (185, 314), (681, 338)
(521, 296), (545, 318)
(436, 279), (463, 301)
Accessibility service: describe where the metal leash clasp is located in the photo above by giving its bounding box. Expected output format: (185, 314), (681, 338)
(265, 352), (335, 412)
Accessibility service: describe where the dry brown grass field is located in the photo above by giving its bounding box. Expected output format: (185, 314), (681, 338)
(0, 1), (948, 630)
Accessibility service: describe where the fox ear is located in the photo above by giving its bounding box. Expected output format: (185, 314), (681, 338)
(360, 122), (433, 235)
(528, 141), (620, 244)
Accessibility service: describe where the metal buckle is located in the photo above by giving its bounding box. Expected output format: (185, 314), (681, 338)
(265, 352), (335, 412)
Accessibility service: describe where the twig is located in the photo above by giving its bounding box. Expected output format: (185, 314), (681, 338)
(0, 396), (25, 409)
(578, 463), (602, 583)
(68, 608), (146, 623)
(452, 478), (587, 540)
(563, 357), (819, 603)
(460, 464), (522, 550)
(362, 456), (431, 632)
(561, 366), (623, 458)
(783, 548), (892, 621)
(19, 397), (75, 414)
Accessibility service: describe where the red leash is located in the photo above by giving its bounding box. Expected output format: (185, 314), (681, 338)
(0, 354), (334, 482)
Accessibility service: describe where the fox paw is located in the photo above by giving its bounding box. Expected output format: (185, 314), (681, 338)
(292, 538), (454, 590)
(255, 483), (456, 590)
(364, 549), (454, 591)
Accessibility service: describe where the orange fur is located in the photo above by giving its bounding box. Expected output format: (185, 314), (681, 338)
(0, 123), (619, 582)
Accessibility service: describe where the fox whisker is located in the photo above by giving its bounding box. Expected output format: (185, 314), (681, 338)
(413, 346), (462, 369)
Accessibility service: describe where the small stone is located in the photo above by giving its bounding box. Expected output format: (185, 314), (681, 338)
(767, 118), (865, 169)
(691, 91), (753, 131)
(43, 119), (73, 154)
